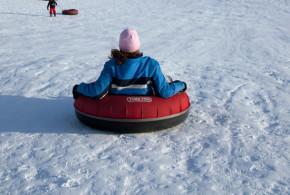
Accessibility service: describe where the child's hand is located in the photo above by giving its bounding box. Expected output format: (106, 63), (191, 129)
(72, 85), (80, 99)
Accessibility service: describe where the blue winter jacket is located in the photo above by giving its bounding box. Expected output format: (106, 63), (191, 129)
(77, 56), (185, 99)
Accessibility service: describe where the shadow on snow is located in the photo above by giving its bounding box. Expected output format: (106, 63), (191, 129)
(0, 95), (112, 135)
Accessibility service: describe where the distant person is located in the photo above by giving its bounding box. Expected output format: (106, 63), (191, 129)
(47, 0), (57, 17)
(73, 28), (187, 99)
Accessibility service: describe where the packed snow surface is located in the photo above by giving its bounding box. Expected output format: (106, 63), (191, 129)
(0, 0), (289, 194)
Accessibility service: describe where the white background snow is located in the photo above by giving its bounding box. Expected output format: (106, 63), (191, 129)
(0, 0), (289, 194)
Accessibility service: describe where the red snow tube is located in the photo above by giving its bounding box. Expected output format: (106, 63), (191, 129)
(74, 92), (190, 133)
(62, 9), (78, 15)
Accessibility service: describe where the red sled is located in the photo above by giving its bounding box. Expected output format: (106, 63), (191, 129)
(74, 92), (190, 133)
(62, 9), (78, 15)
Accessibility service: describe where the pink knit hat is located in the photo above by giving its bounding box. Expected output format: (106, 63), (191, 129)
(119, 29), (140, 53)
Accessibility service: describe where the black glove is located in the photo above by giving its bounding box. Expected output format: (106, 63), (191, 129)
(182, 82), (187, 91)
(172, 80), (187, 92)
(72, 85), (80, 99)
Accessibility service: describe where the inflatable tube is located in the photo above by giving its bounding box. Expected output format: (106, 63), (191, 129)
(74, 92), (190, 133)
(62, 9), (78, 15)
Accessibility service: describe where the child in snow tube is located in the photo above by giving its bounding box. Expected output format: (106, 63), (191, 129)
(47, 0), (57, 17)
(72, 28), (187, 100)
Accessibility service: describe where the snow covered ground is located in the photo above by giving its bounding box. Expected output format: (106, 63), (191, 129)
(0, 0), (289, 194)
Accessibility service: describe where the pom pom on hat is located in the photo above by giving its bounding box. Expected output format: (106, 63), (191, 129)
(119, 29), (140, 53)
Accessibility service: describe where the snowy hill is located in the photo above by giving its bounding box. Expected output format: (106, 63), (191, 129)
(0, 0), (289, 194)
